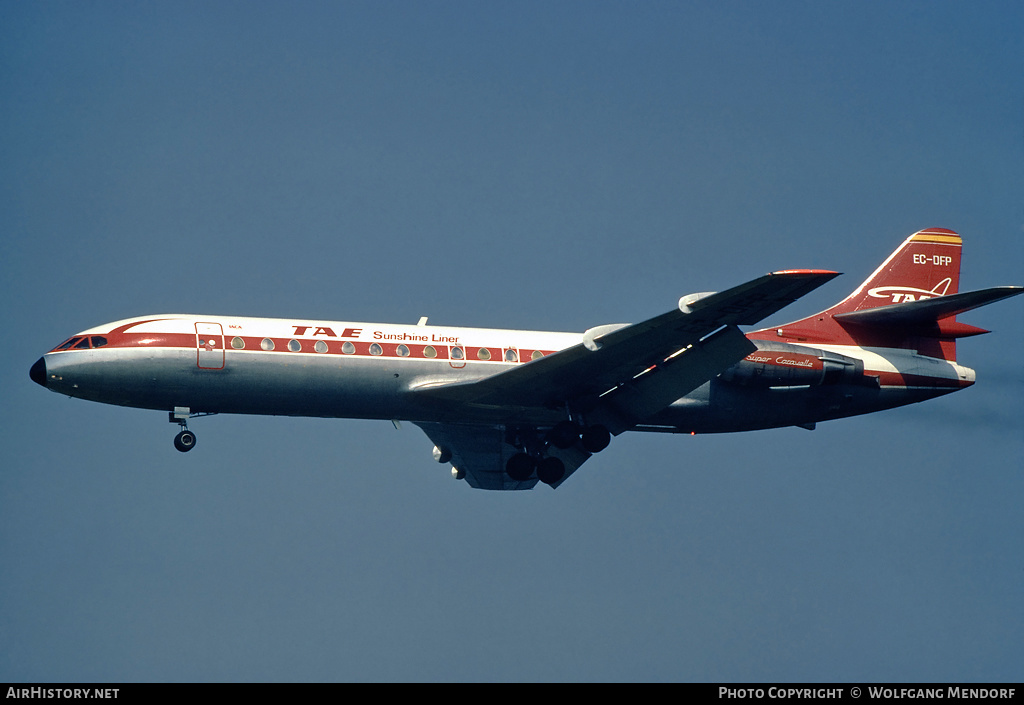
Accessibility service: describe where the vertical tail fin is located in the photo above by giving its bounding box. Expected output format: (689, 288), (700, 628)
(829, 228), (962, 315)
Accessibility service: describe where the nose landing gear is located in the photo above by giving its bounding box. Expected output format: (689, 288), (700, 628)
(168, 406), (214, 453)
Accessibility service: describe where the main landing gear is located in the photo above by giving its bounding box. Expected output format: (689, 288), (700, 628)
(545, 419), (611, 454)
(504, 421), (612, 485)
(506, 452), (564, 484)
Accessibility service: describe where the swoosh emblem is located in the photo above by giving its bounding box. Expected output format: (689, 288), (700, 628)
(868, 278), (952, 299)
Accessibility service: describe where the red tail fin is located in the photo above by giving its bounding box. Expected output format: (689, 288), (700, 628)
(829, 228), (962, 315)
(752, 229), (980, 361)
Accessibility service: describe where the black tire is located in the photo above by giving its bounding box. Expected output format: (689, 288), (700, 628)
(547, 420), (579, 449)
(506, 452), (535, 481)
(537, 456), (565, 485)
(174, 430), (197, 453)
(581, 424), (611, 453)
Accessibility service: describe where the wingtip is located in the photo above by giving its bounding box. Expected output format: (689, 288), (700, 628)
(770, 269), (841, 278)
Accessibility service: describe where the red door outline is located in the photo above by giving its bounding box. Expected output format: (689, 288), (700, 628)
(448, 345), (466, 369)
(196, 322), (225, 370)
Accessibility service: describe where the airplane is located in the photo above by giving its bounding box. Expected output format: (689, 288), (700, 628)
(29, 228), (1022, 490)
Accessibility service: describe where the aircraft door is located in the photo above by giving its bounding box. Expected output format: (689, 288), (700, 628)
(449, 345), (466, 369)
(196, 322), (225, 370)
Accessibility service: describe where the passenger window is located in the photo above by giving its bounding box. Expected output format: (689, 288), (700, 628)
(504, 349), (518, 362)
(396, 344), (410, 357)
(342, 341), (356, 354)
(231, 337), (245, 349)
(477, 348), (491, 361)
(450, 346), (464, 360)
(90, 336), (108, 348)
(314, 340), (328, 353)
(369, 343), (383, 356)
(423, 345), (437, 358)
(531, 350), (544, 361)
(261, 338), (275, 351)
(288, 340), (302, 352)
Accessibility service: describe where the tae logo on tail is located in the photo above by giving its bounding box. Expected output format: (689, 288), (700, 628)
(868, 278), (952, 304)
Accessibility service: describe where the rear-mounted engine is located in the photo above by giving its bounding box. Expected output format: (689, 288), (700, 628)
(719, 341), (866, 388)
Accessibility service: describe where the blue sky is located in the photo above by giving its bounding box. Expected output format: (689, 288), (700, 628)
(2, 1), (1022, 682)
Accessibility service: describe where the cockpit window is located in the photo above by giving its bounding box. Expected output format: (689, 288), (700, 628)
(74, 337), (92, 349)
(56, 337), (80, 350)
(90, 336), (108, 348)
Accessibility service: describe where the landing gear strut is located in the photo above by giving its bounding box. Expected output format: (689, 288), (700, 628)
(546, 420), (579, 449)
(169, 406), (197, 453)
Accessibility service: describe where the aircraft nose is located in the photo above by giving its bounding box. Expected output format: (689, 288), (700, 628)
(30, 357), (47, 387)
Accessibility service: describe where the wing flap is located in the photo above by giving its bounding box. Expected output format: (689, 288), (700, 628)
(587, 324), (755, 434)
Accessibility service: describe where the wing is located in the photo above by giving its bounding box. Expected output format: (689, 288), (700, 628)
(414, 269), (839, 433)
(411, 269), (838, 490)
(414, 422), (590, 491)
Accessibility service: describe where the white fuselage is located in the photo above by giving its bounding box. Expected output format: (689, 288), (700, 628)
(34, 313), (974, 433)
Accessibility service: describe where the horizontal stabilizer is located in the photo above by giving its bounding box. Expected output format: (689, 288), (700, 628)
(834, 286), (1023, 328)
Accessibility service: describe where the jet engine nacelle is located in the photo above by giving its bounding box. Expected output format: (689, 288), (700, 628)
(719, 341), (865, 388)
